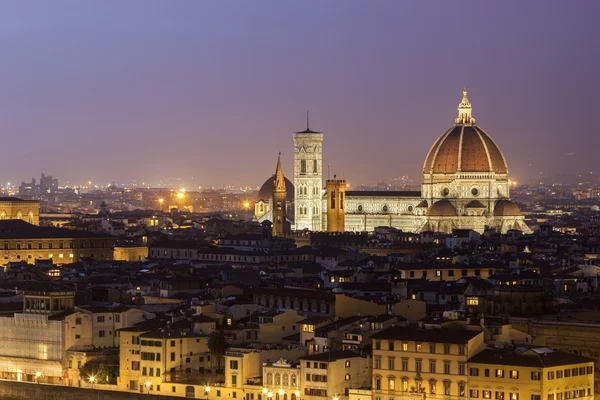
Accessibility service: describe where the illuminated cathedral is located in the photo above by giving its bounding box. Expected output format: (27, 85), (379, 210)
(255, 90), (530, 234)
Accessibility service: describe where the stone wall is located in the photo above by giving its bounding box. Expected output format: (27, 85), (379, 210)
(0, 380), (180, 400)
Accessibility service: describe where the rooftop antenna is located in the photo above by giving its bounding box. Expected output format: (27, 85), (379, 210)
(306, 110), (310, 131)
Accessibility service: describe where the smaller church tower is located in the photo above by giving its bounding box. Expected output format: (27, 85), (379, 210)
(272, 154), (289, 237)
(326, 176), (346, 232)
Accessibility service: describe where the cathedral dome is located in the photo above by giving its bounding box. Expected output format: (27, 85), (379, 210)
(494, 199), (522, 216)
(427, 200), (458, 217)
(423, 90), (508, 175)
(257, 175), (294, 202)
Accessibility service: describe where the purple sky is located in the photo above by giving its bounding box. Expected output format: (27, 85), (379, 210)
(1, 1), (599, 188)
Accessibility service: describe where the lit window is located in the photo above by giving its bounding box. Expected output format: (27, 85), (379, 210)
(402, 342), (408, 351)
(467, 297), (479, 306)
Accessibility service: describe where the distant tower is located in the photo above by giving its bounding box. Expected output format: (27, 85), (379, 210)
(272, 154), (289, 237)
(326, 176), (346, 232)
(293, 112), (323, 231)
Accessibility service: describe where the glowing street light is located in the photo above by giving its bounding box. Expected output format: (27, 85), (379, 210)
(278, 390), (285, 396)
(295, 391), (301, 398)
(146, 381), (152, 388)
(177, 192), (184, 199)
(262, 388), (269, 394)
(205, 386), (211, 393)
(243, 202), (250, 208)
(267, 392), (273, 398)
(35, 371), (42, 378)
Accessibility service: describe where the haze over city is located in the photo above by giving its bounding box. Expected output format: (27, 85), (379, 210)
(0, 1), (599, 187)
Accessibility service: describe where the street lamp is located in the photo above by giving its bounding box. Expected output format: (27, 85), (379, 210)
(89, 375), (95, 388)
(267, 392), (273, 399)
(158, 198), (164, 211)
(35, 371), (41, 383)
(262, 388), (269, 395)
(278, 390), (285, 397)
(146, 381), (152, 392)
(295, 391), (301, 398)
(205, 386), (211, 399)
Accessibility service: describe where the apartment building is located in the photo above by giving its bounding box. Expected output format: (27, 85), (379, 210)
(468, 348), (594, 400)
(371, 326), (485, 400)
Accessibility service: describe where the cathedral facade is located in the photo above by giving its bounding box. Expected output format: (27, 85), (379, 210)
(256, 90), (530, 234)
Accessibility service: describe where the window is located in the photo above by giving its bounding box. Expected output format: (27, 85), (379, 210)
(375, 358), (381, 369)
(458, 346), (466, 355)
(429, 343), (436, 353)
(402, 379), (409, 392)
(330, 192), (336, 209)
(531, 396), (540, 400)
(485, 369), (490, 377)
(388, 358), (395, 370)
(402, 342), (408, 351)
(548, 395), (554, 400)
(443, 382), (451, 396)
(76, 318), (82, 325)
(400, 358), (408, 371)
(471, 390), (480, 398)
(170, 340), (175, 347)
(483, 391), (492, 399)
(444, 344), (450, 354)
(429, 360), (436, 373)
(232, 375), (237, 386)
(548, 371), (554, 380)
(496, 369), (504, 378)
(345, 374), (351, 381)
(531, 371), (540, 380)
(97, 316), (105, 323)
(470, 368), (479, 376)
(132, 361), (140, 371)
(459, 363), (465, 375)
(510, 370), (519, 379)
(458, 382), (466, 397)
(375, 341), (381, 350)
(115, 314), (121, 323)
(99, 330), (105, 337)
(496, 392), (505, 400)
(300, 160), (306, 174)
(142, 367), (147, 376)
(416, 359), (422, 372)
(564, 369), (570, 377)
(444, 361), (450, 374)
(170, 352), (175, 361)
(375, 376), (381, 390)
(389, 341), (395, 351)
(230, 360), (239, 370)
(416, 343), (422, 353)
(388, 378), (395, 391)
(429, 380), (436, 394)
(510, 394), (518, 400)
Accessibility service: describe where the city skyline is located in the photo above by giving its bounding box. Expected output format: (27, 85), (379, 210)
(0, 1), (598, 187)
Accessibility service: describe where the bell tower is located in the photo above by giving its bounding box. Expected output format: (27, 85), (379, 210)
(326, 177), (346, 232)
(293, 112), (323, 231)
(272, 153), (289, 237)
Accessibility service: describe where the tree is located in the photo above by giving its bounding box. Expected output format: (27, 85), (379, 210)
(207, 330), (230, 373)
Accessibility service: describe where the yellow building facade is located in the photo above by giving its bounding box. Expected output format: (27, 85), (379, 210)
(371, 327), (485, 400)
(0, 197), (40, 225)
(468, 348), (594, 400)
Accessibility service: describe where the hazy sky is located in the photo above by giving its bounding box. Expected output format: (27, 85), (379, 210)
(0, 1), (598, 188)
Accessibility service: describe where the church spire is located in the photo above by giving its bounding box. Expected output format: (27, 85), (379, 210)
(456, 88), (475, 125)
(274, 153), (286, 192)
